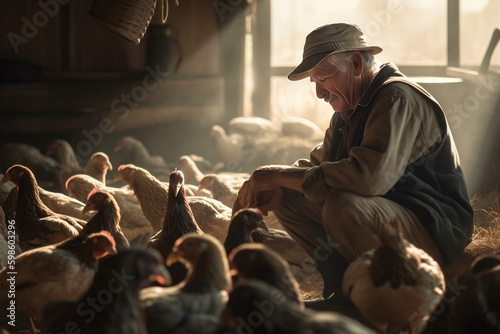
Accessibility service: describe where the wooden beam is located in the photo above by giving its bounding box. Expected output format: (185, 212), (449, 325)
(447, 0), (460, 67)
(252, 0), (271, 119)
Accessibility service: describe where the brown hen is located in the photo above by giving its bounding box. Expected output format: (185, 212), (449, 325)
(146, 169), (203, 284)
(0, 231), (116, 331)
(141, 233), (231, 334)
(1, 165), (85, 251)
(81, 188), (130, 251)
(84, 151), (113, 185)
(42, 248), (170, 334)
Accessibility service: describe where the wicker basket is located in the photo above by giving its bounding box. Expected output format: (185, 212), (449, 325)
(89, 0), (167, 45)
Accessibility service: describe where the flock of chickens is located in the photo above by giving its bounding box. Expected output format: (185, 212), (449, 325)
(0, 116), (499, 334)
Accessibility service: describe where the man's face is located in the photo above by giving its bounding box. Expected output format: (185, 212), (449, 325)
(308, 55), (357, 113)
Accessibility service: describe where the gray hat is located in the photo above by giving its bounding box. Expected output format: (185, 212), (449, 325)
(288, 23), (382, 81)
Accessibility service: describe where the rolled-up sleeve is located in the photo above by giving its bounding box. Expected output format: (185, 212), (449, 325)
(301, 84), (441, 203)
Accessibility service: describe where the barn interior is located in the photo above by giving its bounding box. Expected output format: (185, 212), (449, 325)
(1, 0), (500, 194)
(1, 0), (500, 333)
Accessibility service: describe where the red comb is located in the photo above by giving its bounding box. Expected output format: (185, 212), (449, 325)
(117, 164), (128, 172)
(99, 230), (116, 248)
(174, 236), (184, 248)
(87, 187), (100, 201)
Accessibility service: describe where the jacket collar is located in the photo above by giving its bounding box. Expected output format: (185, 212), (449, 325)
(357, 62), (403, 108)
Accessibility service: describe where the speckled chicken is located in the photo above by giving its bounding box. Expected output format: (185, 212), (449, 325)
(147, 169), (203, 284)
(1, 165), (85, 251)
(140, 233), (231, 334)
(342, 224), (445, 334)
(83, 151), (113, 185)
(42, 248), (170, 334)
(81, 188), (130, 251)
(0, 232), (116, 331)
(219, 279), (376, 334)
(229, 242), (304, 307)
(65, 174), (153, 243)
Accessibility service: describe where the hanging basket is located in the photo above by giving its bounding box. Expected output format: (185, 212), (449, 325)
(88, 0), (168, 45)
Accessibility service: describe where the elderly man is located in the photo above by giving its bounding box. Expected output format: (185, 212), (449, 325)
(236, 23), (473, 300)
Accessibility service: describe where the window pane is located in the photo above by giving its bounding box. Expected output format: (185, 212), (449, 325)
(460, 0), (500, 68)
(271, 0), (447, 67)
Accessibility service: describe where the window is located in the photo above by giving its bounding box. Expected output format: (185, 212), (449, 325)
(269, 0), (447, 127)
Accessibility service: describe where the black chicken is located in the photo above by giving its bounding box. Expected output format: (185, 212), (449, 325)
(219, 279), (376, 334)
(223, 208), (269, 255)
(147, 168), (203, 285)
(42, 248), (171, 334)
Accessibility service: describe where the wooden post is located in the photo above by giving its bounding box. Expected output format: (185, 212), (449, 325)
(447, 0), (460, 67)
(252, 0), (271, 119)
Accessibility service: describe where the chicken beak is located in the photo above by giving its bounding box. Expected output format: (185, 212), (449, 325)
(175, 183), (182, 197)
(151, 265), (172, 286)
(0, 175), (10, 185)
(109, 246), (118, 255)
(166, 246), (183, 266)
(82, 203), (93, 215)
(104, 160), (113, 171)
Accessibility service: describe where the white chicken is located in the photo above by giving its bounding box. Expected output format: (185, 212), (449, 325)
(342, 223), (445, 334)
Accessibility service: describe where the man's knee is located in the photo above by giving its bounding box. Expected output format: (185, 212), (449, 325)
(322, 190), (367, 234)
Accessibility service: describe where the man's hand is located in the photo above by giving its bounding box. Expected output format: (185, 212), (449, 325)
(236, 165), (306, 213)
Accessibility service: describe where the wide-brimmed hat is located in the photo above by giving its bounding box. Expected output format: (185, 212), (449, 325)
(288, 23), (382, 81)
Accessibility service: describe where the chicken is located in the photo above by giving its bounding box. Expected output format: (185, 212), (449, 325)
(115, 164), (168, 232)
(281, 116), (323, 140)
(0, 142), (59, 191)
(46, 139), (84, 192)
(179, 154), (250, 191)
(0, 206), (22, 268)
(422, 254), (500, 334)
(224, 208), (323, 299)
(223, 208), (270, 255)
(198, 173), (237, 207)
(1, 165), (85, 251)
(3, 174), (87, 221)
(140, 233), (231, 334)
(227, 116), (279, 138)
(0, 232), (116, 331)
(185, 196), (232, 243)
(342, 223), (445, 334)
(147, 169), (203, 284)
(114, 136), (172, 181)
(42, 248), (170, 334)
(229, 242), (304, 307)
(81, 188), (130, 251)
(84, 151), (113, 185)
(219, 279), (376, 334)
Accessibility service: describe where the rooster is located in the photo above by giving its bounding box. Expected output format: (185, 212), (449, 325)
(0, 231), (116, 332)
(42, 248), (170, 334)
(219, 279), (376, 334)
(229, 242), (304, 307)
(140, 233), (231, 334)
(1, 165), (85, 251)
(147, 169), (203, 284)
(81, 188), (130, 251)
(342, 223), (445, 334)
